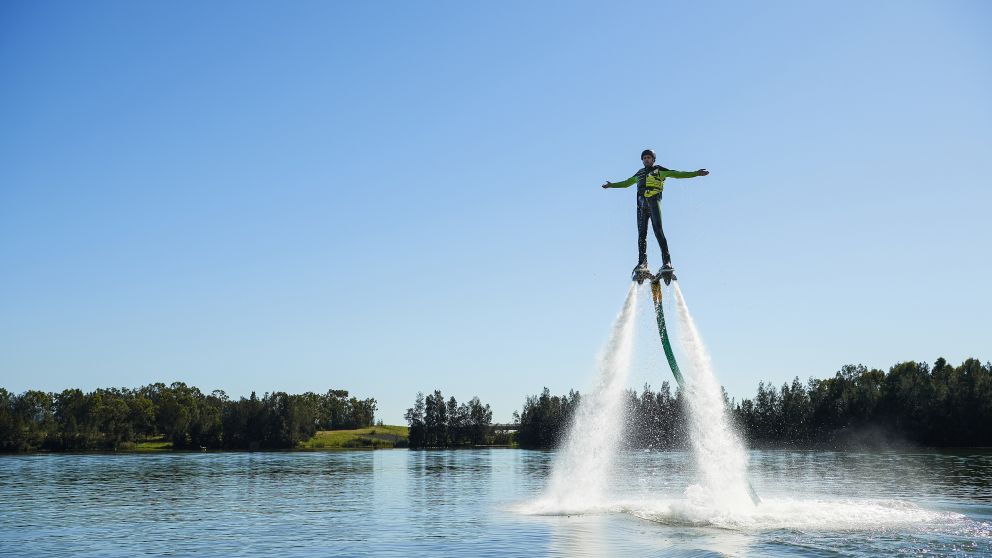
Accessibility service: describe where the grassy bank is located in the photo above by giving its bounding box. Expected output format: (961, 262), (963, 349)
(133, 436), (173, 451)
(126, 426), (409, 451)
(299, 425), (409, 449)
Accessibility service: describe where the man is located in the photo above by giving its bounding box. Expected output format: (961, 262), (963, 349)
(601, 149), (709, 280)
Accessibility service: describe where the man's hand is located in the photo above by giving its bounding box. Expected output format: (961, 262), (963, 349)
(601, 181), (611, 189)
(696, 169), (710, 176)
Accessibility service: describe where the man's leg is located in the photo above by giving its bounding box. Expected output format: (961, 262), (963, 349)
(636, 196), (650, 266)
(648, 195), (671, 265)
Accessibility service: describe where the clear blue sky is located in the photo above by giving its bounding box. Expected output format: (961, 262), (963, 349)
(2, 1), (989, 424)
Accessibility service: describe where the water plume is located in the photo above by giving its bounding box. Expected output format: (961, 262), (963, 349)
(528, 284), (639, 514)
(672, 283), (755, 511)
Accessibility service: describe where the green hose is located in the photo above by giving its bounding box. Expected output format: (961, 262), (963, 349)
(651, 281), (685, 388)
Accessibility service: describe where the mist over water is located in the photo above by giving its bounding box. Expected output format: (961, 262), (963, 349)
(530, 284), (639, 513)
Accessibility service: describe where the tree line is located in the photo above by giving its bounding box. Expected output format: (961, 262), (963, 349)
(0, 382), (377, 452)
(514, 358), (991, 449)
(513, 382), (691, 449)
(736, 358), (991, 447)
(404, 390), (508, 448)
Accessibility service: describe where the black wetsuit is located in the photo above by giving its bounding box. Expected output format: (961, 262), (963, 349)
(636, 185), (670, 267)
(606, 165), (704, 268)
(631, 165), (672, 266)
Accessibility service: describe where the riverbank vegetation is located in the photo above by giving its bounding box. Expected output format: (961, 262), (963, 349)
(5, 357), (987, 453)
(514, 358), (990, 449)
(403, 390), (511, 448)
(0, 382), (377, 452)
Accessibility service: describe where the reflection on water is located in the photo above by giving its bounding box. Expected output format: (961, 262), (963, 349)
(1, 449), (990, 557)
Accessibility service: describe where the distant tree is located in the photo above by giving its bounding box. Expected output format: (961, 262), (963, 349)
(190, 390), (225, 448)
(244, 391), (265, 446)
(424, 390), (448, 447)
(95, 389), (134, 450)
(11, 390), (54, 451)
(510, 358), (989, 450)
(730, 358), (992, 448)
(347, 396), (377, 429)
(626, 382), (686, 449)
(880, 361), (932, 438)
(778, 377), (810, 446)
(404, 392), (427, 448)
(446, 396), (464, 445)
(516, 388), (580, 449)
(53, 388), (93, 450)
(263, 392), (318, 448)
(465, 396), (493, 446)
(0, 388), (16, 451)
(404, 392), (494, 448)
(0, 382), (377, 453)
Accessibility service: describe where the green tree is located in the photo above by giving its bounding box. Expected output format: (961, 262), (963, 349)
(446, 396), (465, 445)
(94, 389), (134, 449)
(0, 388), (15, 451)
(424, 390), (448, 447)
(404, 392), (427, 448)
(53, 388), (96, 450)
(515, 388), (580, 449)
(12, 390), (54, 451)
(465, 396), (493, 446)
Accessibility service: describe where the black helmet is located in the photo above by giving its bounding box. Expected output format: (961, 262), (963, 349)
(641, 149), (656, 159)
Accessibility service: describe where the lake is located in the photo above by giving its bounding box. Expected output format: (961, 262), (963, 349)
(1, 449), (989, 557)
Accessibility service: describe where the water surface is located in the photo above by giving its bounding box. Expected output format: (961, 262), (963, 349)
(1, 449), (989, 557)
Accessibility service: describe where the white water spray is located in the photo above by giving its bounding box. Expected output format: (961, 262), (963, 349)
(530, 284), (639, 513)
(672, 283), (755, 511)
(513, 282), (968, 537)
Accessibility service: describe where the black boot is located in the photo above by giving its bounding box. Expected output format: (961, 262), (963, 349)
(658, 262), (676, 285)
(631, 262), (651, 284)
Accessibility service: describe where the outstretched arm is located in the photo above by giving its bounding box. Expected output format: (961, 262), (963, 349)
(656, 169), (709, 179)
(601, 175), (638, 189)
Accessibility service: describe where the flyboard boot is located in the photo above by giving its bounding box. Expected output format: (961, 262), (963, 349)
(657, 262), (677, 285)
(631, 262), (652, 284)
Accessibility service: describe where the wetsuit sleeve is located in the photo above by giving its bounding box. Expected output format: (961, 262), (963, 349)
(605, 175), (638, 188)
(655, 170), (703, 179)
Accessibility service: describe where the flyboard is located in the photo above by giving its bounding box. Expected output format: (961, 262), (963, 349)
(638, 267), (762, 506)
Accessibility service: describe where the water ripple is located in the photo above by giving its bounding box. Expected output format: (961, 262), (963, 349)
(1, 449), (990, 557)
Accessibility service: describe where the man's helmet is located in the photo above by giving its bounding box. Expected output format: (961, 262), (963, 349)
(641, 149), (656, 159)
